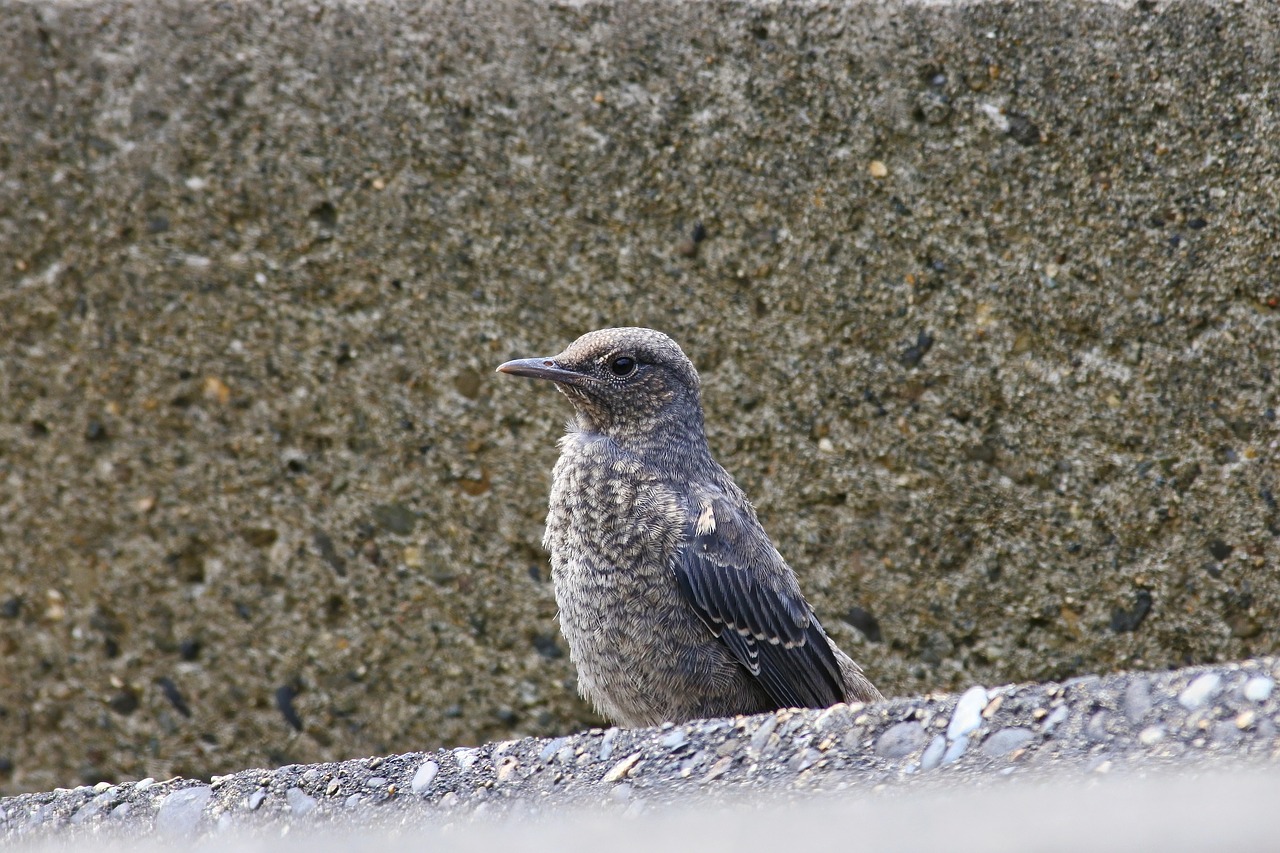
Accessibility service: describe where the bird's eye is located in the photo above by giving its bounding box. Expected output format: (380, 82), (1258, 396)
(608, 355), (637, 377)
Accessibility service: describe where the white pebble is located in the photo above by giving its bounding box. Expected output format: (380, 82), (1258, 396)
(1138, 725), (1165, 746)
(285, 787), (316, 816)
(947, 686), (990, 740)
(410, 760), (439, 794)
(920, 735), (946, 771)
(1178, 673), (1222, 710)
(1243, 677), (1274, 703)
(942, 734), (969, 765)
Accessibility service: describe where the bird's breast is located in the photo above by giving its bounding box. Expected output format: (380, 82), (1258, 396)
(544, 436), (684, 580)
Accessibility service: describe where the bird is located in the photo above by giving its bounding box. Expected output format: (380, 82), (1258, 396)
(497, 327), (883, 727)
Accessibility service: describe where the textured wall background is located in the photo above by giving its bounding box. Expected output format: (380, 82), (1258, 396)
(1, 0), (1277, 795)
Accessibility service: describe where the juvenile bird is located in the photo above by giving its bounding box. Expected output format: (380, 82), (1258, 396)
(498, 327), (882, 727)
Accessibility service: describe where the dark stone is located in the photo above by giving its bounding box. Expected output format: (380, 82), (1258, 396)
(1110, 590), (1153, 633)
(372, 503), (419, 536)
(158, 676), (192, 718)
(843, 606), (883, 643)
(242, 527), (279, 548)
(1006, 112), (1042, 146)
(312, 528), (347, 576)
(108, 689), (140, 716)
(532, 632), (564, 659)
(899, 330), (934, 368)
(275, 684), (304, 732)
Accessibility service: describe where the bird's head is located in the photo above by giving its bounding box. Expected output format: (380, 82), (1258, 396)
(497, 327), (704, 443)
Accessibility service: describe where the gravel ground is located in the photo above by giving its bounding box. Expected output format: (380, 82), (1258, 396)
(3, 657), (1277, 846)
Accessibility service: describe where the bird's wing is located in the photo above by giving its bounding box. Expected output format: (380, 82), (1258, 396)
(673, 490), (846, 710)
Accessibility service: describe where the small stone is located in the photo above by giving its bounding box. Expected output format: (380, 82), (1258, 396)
(981, 727), (1034, 757)
(942, 734), (969, 765)
(1211, 721), (1244, 746)
(540, 738), (568, 763)
(947, 686), (989, 740)
(1124, 678), (1153, 723)
(1236, 710), (1257, 730)
(410, 760), (439, 794)
(609, 783), (632, 802)
(496, 756), (520, 783)
(1178, 673), (1222, 710)
(790, 748), (823, 772)
(156, 786), (212, 836)
(1043, 704), (1070, 734)
(920, 735), (946, 770)
(325, 779), (340, 796)
(602, 751), (643, 783)
(660, 729), (688, 750)
(1243, 677), (1274, 703)
(202, 376), (231, 405)
(840, 727), (867, 754)
(875, 721), (928, 759)
(344, 794), (362, 808)
(111, 803), (131, 819)
(365, 777), (388, 789)
(868, 160), (889, 178)
(750, 714), (780, 753)
(1086, 710), (1111, 742)
(247, 790), (266, 810)
(372, 503), (418, 536)
(1138, 725), (1165, 745)
(453, 748), (481, 770)
(599, 728), (620, 760)
(702, 756), (733, 782)
(679, 750), (710, 778)
(69, 800), (104, 825)
(813, 704), (851, 733)
(286, 787), (317, 816)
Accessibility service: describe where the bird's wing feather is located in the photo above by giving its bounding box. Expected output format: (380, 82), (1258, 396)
(673, 491), (845, 709)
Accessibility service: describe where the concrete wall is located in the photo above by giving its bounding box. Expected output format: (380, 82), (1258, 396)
(1, 0), (1277, 794)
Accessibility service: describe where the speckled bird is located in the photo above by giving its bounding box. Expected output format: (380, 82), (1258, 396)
(498, 327), (882, 727)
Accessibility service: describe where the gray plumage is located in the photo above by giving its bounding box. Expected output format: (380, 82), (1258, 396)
(498, 327), (883, 727)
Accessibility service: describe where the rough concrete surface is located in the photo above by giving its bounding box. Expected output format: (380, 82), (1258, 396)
(0, 0), (1277, 795)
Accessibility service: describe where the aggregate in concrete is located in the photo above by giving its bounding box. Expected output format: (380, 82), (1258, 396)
(1, 657), (1277, 844)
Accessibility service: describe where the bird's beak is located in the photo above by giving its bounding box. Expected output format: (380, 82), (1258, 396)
(496, 357), (587, 386)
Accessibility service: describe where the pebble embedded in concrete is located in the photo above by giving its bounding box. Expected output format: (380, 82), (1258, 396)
(948, 686), (990, 740)
(1178, 674), (1222, 710)
(156, 787), (213, 837)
